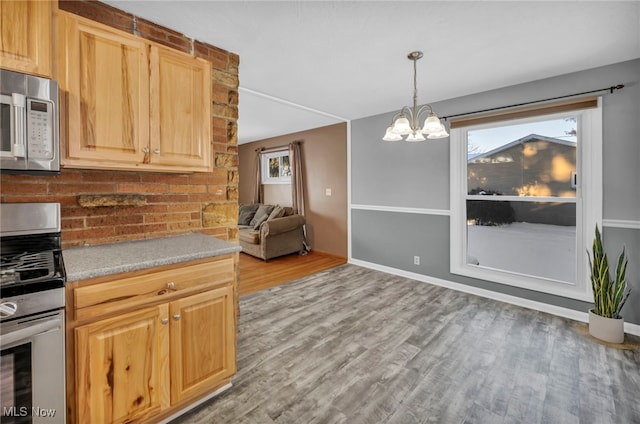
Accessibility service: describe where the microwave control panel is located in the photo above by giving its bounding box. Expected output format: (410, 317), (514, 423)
(26, 99), (54, 160)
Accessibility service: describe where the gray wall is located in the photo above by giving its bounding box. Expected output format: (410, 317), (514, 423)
(350, 59), (640, 325)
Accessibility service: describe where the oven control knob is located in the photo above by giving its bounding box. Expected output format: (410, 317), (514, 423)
(0, 302), (18, 317)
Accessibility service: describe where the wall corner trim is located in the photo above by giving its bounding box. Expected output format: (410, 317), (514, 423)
(347, 257), (640, 337)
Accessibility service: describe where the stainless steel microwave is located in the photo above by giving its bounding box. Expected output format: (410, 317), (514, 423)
(1, 69), (59, 174)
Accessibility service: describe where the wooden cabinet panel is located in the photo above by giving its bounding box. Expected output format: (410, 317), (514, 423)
(169, 286), (236, 403)
(0, 0), (52, 77)
(75, 305), (170, 424)
(150, 46), (211, 171)
(67, 255), (238, 424)
(59, 12), (149, 166)
(73, 258), (234, 321)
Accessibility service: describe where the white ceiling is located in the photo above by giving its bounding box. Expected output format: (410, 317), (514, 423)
(104, 1), (640, 144)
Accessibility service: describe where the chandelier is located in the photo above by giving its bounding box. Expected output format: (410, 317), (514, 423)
(383, 51), (449, 142)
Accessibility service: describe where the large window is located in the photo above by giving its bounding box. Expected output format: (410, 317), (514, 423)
(450, 100), (602, 300)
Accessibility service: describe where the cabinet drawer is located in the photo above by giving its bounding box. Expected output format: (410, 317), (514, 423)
(73, 258), (234, 321)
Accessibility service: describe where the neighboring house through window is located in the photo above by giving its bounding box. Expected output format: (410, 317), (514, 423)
(450, 98), (602, 301)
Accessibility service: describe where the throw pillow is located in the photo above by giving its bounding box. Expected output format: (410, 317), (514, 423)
(238, 204), (260, 226)
(267, 205), (286, 221)
(249, 204), (275, 229)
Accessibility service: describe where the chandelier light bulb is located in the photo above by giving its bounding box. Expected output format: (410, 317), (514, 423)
(422, 113), (443, 134)
(391, 117), (412, 135)
(383, 126), (403, 141)
(406, 132), (426, 142)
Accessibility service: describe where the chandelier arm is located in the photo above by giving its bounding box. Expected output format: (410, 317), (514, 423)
(416, 104), (434, 119)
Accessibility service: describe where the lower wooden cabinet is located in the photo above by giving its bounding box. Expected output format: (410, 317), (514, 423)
(75, 305), (170, 424)
(170, 286), (236, 403)
(67, 256), (237, 424)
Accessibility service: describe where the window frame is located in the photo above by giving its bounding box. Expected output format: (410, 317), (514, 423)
(261, 150), (291, 185)
(449, 100), (602, 301)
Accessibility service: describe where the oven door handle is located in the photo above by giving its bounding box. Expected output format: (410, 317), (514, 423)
(0, 317), (62, 347)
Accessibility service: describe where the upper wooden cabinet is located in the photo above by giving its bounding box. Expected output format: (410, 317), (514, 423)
(0, 0), (53, 77)
(58, 11), (212, 173)
(150, 46), (212, 171)
(59, 11), (149, 167)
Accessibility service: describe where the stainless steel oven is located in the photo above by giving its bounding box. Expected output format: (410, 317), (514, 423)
(0, 203), (66, 424)
(0, 69), (59, 174)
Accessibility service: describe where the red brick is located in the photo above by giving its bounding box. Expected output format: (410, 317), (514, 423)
(144, 212), (191, 223)
(188, 193), (218, 203)
(140, 174), (189, 184)
(0, 182), (48, 194)
(117, 183), (168, 193)
(167, 221), (200, 231)
(169, 184), (206, 193)
(115, 223), (167, 235)
(167, 203), (200, 212)
(189, 172), (226, 185)
(64, 227), (115, 241)
(146, 194), (190, 204)
(62, 218), (85, 230)
(83, 171), (140, 183)
(49, 183), (116, 194)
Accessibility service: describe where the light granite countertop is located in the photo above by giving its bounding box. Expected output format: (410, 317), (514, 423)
(63, 233), (241, 282)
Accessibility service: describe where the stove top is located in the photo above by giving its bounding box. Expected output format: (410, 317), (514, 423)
(0, 203), (66, 299)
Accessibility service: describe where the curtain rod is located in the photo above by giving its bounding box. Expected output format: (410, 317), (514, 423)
(441, 84), (624, 121)
(255, 144), (289, 153)
(255, 140), (302, 153)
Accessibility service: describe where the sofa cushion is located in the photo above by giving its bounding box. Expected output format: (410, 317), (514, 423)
(250, 204), (275, 229)
(283, 207), (294, 216)
(239, 229), (260, 244)
(238, 204), (260, 226)
(267, 205), (286, 221)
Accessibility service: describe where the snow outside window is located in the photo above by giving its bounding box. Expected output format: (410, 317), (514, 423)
(450, 102), (602, 301)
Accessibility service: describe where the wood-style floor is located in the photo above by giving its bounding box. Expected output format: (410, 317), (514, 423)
(238, 250), (347, 296)
(173, 264), (640, 424)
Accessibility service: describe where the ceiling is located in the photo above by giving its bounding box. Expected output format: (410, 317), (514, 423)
(104, 1), (640, 144)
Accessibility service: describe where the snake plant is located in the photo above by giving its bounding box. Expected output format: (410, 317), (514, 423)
(587, 225), (630, 319)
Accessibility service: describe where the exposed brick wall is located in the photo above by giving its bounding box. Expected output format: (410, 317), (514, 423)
(0, 1), (239, 248)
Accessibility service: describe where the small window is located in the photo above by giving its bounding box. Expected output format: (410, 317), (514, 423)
(262, 151), (291, 184)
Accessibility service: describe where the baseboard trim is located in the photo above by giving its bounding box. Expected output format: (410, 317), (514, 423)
(157, 382), (232, 424)
(348, 258), (640, 337)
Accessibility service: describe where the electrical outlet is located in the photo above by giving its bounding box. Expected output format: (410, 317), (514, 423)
(414, 256), (420, 265)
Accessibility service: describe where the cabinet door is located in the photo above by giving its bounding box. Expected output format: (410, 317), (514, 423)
(170, 286), (236, 403)
(75, 305), (170, 424)
(150, 45), (211, 172)
(59, 12), (149, 166)
(0, 0), (52, 77)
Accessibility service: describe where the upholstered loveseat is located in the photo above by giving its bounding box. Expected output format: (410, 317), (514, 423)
(238, 204), (306, 261)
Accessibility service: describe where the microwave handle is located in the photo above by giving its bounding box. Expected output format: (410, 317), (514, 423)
(11, 93), (26, 158)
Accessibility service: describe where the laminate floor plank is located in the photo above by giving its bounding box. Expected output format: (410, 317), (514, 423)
(171, 264), (640, 424)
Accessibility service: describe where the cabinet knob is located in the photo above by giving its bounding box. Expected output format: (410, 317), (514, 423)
(161, 318), (169, 325)
(173, 314), (181, 321)
(143, 147), (150, 153)
(167, 282), (175, 289)
(154, 148), (160, 155)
